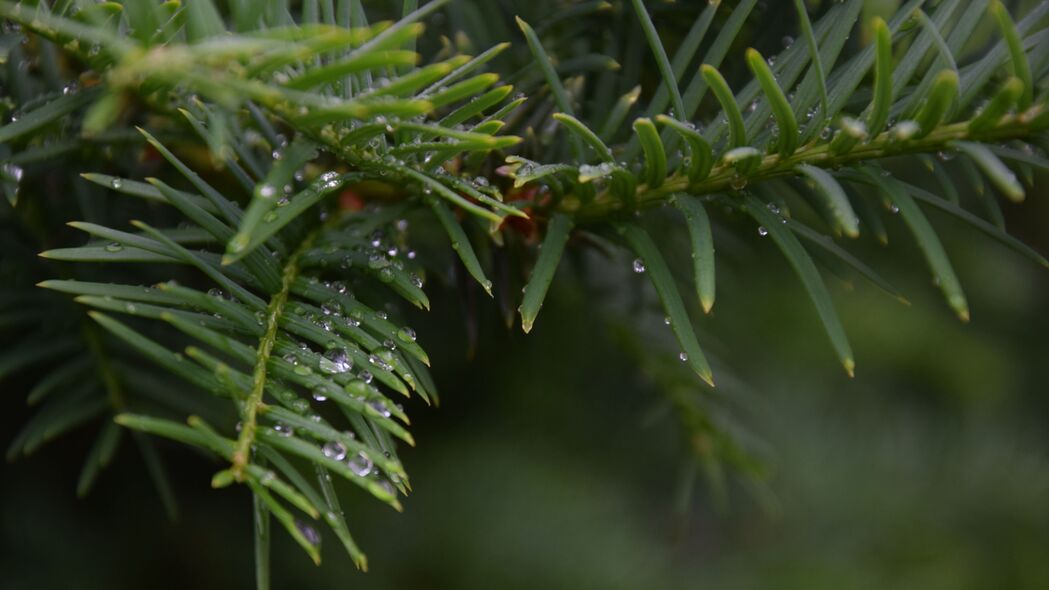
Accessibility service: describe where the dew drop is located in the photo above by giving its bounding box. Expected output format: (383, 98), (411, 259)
(757, 226), (769, 237)
(348, 452), (373, 477)
(368, 354), (392, 372)
(295, 520), (321, 548)
(322, 441), (347, 461)
(679, 352), (689, 362)
(368, 399), (392, 418)
(319, 348), (352, 374)
(105, 242), (124, 252)
(397, 327), (417, 342)
(368, 253), (390, 269)
(632, 258), (646, 273)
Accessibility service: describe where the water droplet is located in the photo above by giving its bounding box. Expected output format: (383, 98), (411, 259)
(312, 390), (328, 402)
(632, 258), (646, 273)
(110, 178), (123, 189)
(295, 520), (320, 548)
(293, 365), (314, 376)
(348, 452), (373, 477)
(368, 399), (391, 418)
(368, 253), (390, 269)
(321, 300), (341, 316)
(360, 371), (373, 384)
(679, 352), (689, 362)
(322, 441), (347, 461)
(397, 327), (417, 342)
(273, 422), (294, 437)
(368, 354), (392, 372)
(105, 242), (124, 252)
(319, 348), (352, 374)
(663, 316), (672, 326)
(889, 204), (900, 214)
(758, 226), (769, 237)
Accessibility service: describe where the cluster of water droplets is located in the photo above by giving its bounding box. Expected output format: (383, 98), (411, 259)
(342, 227), (423, 288)
(578, 162), (617, 182)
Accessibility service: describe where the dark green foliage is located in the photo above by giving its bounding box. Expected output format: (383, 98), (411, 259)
(2, 0), (1048, 585)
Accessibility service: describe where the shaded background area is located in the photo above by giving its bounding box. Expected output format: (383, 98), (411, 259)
(3, 0), (1049, 588)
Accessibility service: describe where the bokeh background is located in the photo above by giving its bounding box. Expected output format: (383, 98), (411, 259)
(2, 1), (1048, 588)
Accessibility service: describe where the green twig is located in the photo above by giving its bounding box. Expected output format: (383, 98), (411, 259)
(231, 227), (321, 478)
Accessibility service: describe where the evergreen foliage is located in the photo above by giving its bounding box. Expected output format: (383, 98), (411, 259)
(1, 0), (1047, 584)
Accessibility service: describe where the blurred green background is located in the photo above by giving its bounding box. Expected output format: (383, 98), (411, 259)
(3, 0), (1049, 588)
